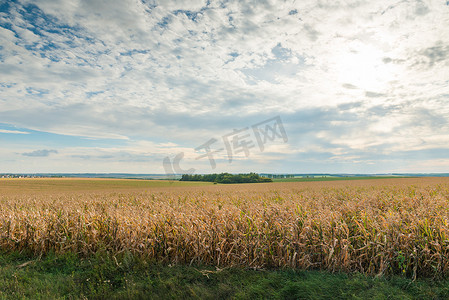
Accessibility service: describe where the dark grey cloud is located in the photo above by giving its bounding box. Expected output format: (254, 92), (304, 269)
(419, 42), (449, 68)
(365, 91), (386, 98)
(414, 0), (429, 16)
(303, 24), (320, 42)
(382, 57), (405, 64)
(384, 41), (449, 70)
(342, 83), (358, 89)
(71, 155), (91, 159)
(22, 149), (58, 157)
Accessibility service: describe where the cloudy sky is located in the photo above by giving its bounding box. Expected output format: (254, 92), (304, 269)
(0, 0), (448, 174)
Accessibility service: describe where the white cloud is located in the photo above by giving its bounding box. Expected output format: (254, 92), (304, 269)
(0, 129), (29, 134)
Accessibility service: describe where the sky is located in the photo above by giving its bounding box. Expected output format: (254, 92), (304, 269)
(0, 0), (448, 174)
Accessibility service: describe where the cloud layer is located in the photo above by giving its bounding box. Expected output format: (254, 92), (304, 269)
(0, 0), (448, 173)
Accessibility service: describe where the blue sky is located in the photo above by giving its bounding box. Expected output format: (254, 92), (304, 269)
(0, 0), (448, 173)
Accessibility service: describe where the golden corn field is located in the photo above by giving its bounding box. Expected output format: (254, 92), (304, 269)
(1, 177), (449, 278)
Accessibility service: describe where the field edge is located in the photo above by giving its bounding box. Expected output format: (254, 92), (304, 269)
(1, 251), (448, 299)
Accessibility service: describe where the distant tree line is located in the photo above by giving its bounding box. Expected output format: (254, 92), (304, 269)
(180, 173), (272, 184)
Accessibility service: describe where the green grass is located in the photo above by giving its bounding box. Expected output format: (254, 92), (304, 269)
(1, 252), (448, 299)
(272, 176), (410, 182)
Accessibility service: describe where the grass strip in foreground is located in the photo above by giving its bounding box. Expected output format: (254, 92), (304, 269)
(1, 252), (448, 299)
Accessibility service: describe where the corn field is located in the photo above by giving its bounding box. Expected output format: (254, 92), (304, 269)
(1, 178), (449, 278)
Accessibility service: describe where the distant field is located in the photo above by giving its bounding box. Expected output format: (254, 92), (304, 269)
(0, 176), (409, 194)
(0, 178), (211, 195)
(272, 176), (410, 182)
